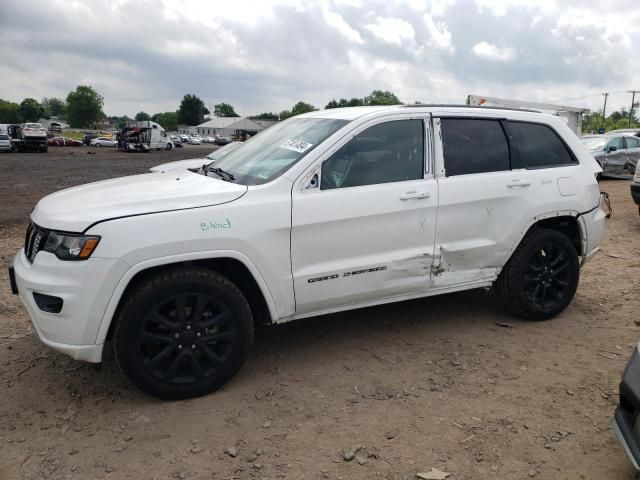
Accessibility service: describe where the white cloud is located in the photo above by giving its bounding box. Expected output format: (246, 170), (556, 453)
(364, 16), (415, 45)
(423, 13), (454, 53)
(321, 5), (363, 44)
(472, 41), (517, 61)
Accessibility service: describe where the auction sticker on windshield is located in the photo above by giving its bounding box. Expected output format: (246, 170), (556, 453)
(279, 139), (313, 153)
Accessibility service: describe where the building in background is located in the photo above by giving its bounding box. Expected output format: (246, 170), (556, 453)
(195, 117), (275, 138)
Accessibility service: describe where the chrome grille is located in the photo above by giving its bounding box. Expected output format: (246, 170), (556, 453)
(24, 222), (48, 262)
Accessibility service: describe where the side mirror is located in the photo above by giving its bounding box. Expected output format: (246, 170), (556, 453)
(607, 145), (617, 152)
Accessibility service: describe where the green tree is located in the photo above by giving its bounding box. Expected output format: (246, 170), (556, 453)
(0, 99), (21, 123)
(249, 112), (279, 120)
(582, 109), (640, 133)
(279, 101), (317, 120)
(364, 90), (402, 106)
(18, 98), (44, 122)
(135, 111), (150, 121)
(42, 97), (66, 118)
(213, 103), (239, 117)
(66, 85), (104, 128)
(117, 116), (133, 129)
(325, 97), (364, 109)
(177, 94), (209, 125)
(152, 112), (179, 131)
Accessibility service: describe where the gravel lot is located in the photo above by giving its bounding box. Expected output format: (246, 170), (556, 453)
(1, 146), (639, 480)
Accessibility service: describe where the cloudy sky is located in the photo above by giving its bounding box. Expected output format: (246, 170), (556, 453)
(2, 0), (640, 117)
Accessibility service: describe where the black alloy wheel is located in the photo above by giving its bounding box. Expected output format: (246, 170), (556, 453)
(522, 243), (572, 311)
(495, 228), (579, 320)
(114, 267), (254, 399)
(138, 293), (236, 384)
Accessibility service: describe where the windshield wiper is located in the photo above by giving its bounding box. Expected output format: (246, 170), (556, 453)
(206, 165), (235, 182)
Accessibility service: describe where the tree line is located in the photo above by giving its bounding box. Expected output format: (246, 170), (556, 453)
(0, 87), (405, 131)
(8, 86), (633, 133)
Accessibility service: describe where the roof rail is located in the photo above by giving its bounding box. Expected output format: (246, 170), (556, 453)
(402, 104), (542, 113)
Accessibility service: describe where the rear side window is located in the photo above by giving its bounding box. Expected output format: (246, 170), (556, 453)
(508, 122), (576, 169)
(441, 119), (509, 176)
(626, 137), (639, 148)
(0, 134), (9, 140)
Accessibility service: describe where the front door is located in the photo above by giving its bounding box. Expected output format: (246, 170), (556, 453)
(291, 117), (438, 314)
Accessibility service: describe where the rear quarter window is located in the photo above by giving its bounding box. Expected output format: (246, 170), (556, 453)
(508, 121), (577, 169)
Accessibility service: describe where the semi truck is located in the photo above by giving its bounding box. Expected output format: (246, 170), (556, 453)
(117, 121), (173, 152)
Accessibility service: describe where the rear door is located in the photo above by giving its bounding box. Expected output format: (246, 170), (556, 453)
(432, 117), (527, 287)
(624, 136), (640, 175)
(603, 136), (628, 177)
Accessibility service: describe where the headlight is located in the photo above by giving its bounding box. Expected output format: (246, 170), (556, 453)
(43, 231), (101, 260)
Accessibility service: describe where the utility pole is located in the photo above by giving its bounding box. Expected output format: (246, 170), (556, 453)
(601, 92), (609, 130)
(628, 90), (640, 128)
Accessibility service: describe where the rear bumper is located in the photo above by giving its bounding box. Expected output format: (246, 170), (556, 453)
(613, 344), (640, 470)
(631, 183), (640, 206)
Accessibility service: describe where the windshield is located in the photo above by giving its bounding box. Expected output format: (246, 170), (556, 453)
(581, 137), (606, 151)
(26, 123), (42, 128)
(206, 142), (243, 161)
(209, 118), (349, 185)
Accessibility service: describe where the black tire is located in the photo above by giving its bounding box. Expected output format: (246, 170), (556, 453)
(495, 228), (579, 321)
(113, 267), (254, 400)
(166, 143), (173, 150)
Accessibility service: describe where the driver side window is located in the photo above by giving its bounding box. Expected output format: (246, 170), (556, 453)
(608, 137), (625, 151)
(321, 119), (424, 190)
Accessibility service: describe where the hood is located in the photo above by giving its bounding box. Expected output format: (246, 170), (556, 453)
(149, 158), (208, 173)
(32, 171), (247, 232)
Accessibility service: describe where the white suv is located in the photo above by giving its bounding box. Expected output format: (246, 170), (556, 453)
(9, 105), (607, 399)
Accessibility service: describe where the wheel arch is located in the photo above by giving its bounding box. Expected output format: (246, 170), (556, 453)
(510, 210), (585, 262)
(95, 251), (277, 346)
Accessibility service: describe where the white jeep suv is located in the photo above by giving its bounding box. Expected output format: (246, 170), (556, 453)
(9, 105), (606, 399)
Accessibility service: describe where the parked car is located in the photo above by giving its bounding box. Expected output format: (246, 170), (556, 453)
(188, 136), (201, 145)
(82, 134), (98, 146)
(581, 134), (640, 179)
(9, 105), (607, 399)
(179, 134), (190, 142)
(169, 135), (183, 148)
(149, 141), (243, 173)
(613, 344), (640, 469)
(48, 136), (83, 147)
(0, 133), (13, 152)
(631, 161), (640, 215)
(90, 137), (117, 147)
(214, 136), (232, 146)
(202, 136), (216, 143)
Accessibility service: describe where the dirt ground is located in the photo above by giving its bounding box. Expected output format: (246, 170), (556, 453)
(1, 146), (639, 480)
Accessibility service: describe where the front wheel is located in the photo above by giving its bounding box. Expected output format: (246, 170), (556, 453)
(113, 267), (254, 399)
(166, 143), (173, 150)
(495, 228), (579, 320)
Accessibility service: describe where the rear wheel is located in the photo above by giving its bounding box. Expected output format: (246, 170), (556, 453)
(113, 267), (254, 399)
(495, 228), (579, 320)
(166, 143), (173, 150)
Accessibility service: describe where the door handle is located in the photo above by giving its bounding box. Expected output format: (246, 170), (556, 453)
(506, 179), (531, 188)
(399, 191), (430, 200)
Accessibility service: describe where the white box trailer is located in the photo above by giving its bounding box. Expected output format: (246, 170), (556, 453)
(466, 95), (589, 136)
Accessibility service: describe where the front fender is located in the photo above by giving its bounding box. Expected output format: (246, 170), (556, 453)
(94, 250), (279, 345)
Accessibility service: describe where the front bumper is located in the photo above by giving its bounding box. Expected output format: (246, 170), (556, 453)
(631, 183), (640, 207)
(11, 249), (129, 362)
(613, 344), (640, 470)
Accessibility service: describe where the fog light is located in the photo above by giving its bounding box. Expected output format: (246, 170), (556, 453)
(33, 292), (63, 313)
